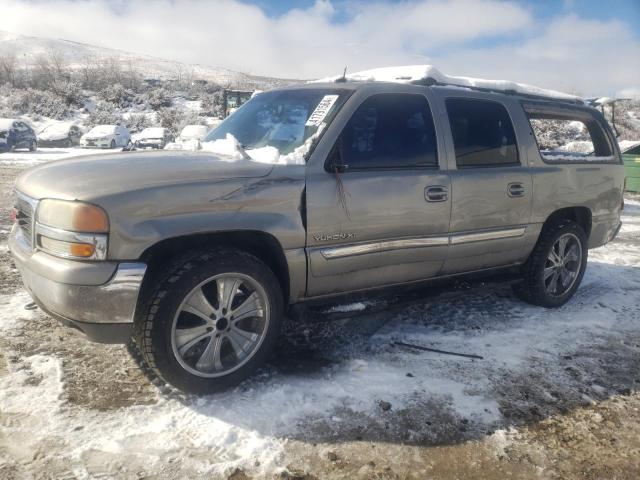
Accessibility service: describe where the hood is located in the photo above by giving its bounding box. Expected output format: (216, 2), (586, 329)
(16, 150), (274, 201)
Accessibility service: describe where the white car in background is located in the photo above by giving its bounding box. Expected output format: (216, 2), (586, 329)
(133, 127), (174, 149)
(178, 125), (209, 143)
(37, 122), (83, 147)
(164, 125), (210, 151)
(80, 125), (131, 149)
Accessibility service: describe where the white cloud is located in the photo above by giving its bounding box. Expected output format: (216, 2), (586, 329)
(1, 0), (638, 95)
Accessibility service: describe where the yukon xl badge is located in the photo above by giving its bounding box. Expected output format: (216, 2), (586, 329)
(314, 233), (356, 242)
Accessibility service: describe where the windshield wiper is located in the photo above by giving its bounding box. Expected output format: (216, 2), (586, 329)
(237, 143), (253, 161)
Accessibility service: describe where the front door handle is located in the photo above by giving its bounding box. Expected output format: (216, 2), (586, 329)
(508, 182), (525, 198)
(425, 185), (448, 202)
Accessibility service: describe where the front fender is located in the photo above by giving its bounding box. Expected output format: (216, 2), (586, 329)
(101, 170), (307, 260)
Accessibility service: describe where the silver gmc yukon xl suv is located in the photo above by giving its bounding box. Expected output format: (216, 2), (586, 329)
(9, 71), (624, 393)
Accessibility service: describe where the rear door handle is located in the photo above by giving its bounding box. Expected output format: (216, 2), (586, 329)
(425, 185), (448, 202)
(508, 182), (525, 198)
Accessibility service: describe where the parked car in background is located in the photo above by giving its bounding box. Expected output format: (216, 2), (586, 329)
(178, 125), (208, 143)
(37, 122), (83, 148)
(164, 125), (210, 151)
(80, 125), (130, 149)
(134, 127), (174, 149)
(0, 118), (37, 152)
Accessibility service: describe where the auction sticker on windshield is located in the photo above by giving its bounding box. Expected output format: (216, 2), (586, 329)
(305, 95), (339, 127)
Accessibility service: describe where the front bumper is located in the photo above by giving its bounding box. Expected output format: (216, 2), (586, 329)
(80, 140), (111, 148)
(8, 225), (146, 343)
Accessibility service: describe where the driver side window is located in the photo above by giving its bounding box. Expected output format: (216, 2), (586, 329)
(336, 93), (438, 170)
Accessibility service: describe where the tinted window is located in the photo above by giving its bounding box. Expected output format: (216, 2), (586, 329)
(446, 99), (518, 167)
(338, 94), (438, 169)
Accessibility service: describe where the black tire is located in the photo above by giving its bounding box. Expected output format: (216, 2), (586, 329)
(133, 247), (283, 394)
(110, 139), (116, 149)
(29, 140), (37, 152)
(514, 220), (588, 308)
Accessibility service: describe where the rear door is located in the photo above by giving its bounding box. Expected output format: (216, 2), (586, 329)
(305, 87), (451, 297)
(436, 94), (534, 273)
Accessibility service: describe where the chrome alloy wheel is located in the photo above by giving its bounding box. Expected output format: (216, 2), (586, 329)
(544, 233), (582, 297)
(171, 273), (270, 378)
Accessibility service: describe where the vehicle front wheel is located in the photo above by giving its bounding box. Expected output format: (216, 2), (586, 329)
(110, 139), (116, 149)
(29, 140), (37, 152)
(134, 248), (283, 394)
(514, 220), (588, 308)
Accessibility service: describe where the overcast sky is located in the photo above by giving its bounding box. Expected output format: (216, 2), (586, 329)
(2, 0), (639, 96)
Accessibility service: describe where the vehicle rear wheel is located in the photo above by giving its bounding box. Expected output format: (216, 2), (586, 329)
(134, 247), (283, 394)
(513, 220), (588, 308)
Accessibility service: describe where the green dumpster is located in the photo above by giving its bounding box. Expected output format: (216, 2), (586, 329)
(624, 154), (640, 192)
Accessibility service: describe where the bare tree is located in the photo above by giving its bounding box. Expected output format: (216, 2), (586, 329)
(0, 53), (18, 86)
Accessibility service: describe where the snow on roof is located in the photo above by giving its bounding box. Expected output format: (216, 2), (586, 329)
(38, 121), (75, 140)
(180, 125), (208, 139)
(312, 65), (583, 103)
(140, 127), (166, 138)
(0, 118), (16, 130)
(87, 125), (117, 135)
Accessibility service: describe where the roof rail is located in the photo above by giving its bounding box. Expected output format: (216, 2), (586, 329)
(411, 77), (585, 105)
(313, 65), (584, 104)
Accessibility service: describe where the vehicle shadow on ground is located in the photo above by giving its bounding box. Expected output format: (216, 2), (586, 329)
(183, 260), (640, 446)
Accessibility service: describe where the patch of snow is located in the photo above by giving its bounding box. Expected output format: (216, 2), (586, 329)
(312, 65), (582, 102)
(0, 147), (107, 166)
(558, 141), (593, 154)
(0, 118), (16, 130)
(540, 151), (613, 162)
(201, 132), (313, 165)
(326, 302), (368, 313)
(619, 139), (640, 153)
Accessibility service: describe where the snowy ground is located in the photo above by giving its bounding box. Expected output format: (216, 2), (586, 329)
(0, 150), (639, 479)
(0, 147), (113, 167)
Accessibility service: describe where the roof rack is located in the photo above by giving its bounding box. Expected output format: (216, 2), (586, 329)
(312, 65), (584, 105)
(410, 76), (585, 105)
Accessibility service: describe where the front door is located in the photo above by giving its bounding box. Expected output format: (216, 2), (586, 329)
(438, 96), (534, 274)
(305, 90), (451, 297)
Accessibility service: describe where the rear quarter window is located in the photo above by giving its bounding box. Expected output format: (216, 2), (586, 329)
(524, 103), (616, 163)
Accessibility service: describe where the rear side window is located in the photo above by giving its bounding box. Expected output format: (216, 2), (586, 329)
(338, 93), (438, 169)
(524, 104), (614, 162)
(446, 98), (519, 168)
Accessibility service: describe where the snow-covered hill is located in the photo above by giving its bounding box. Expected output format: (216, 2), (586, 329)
(0, 30), (296, 89)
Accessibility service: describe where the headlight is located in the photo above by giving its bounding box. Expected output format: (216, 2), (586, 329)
(35, 199), (109, 260)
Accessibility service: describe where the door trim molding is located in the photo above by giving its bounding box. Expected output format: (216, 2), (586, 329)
(318, 226), (527, 259)
(449, 226), (527, 245)
(320, 236), (448, 259)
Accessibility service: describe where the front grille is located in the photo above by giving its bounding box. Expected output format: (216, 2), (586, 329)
(15, 194), (35, 248)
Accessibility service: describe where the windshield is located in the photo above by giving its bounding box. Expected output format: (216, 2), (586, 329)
(88, 125), (116, 136)
(204, 89), (349, 163)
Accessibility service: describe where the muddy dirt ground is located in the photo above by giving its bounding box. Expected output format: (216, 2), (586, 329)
(1, 156), (639, 479)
